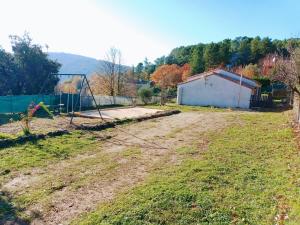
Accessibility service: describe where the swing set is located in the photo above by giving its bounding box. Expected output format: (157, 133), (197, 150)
(47, 73), (103, 123)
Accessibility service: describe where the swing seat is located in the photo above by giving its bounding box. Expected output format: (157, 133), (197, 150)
(48, 104), (64, 115)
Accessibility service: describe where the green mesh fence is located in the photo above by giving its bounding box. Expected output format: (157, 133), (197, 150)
(0, 95), (57, 114)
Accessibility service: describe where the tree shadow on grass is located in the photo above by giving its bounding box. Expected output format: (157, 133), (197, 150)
(0, 191), (29, 225)
(251, 106), (292, 113)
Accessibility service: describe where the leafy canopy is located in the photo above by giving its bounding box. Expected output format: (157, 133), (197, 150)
(0, 33), (61, 95)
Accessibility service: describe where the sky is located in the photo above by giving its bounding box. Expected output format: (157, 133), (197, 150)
(0, 0), (299, 65)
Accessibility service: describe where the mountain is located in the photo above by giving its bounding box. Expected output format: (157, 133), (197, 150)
(48, 52), (129, 80)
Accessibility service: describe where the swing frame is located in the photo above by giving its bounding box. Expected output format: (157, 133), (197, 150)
(52, 73), (103, 124)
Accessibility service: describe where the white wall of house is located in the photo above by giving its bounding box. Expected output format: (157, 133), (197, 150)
(177, 74), (253, 108)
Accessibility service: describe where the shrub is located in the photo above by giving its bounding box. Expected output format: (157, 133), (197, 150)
(138, 87), (153, 105)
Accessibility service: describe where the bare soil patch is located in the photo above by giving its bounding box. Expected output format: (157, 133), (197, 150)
(0, 107), (162, 136)
(0, 116), (103, 135)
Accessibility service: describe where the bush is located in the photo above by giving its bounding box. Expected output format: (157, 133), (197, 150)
(138, 87), (153, 105)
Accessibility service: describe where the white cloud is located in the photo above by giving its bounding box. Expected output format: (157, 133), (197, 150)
(0, 0), (174, 65)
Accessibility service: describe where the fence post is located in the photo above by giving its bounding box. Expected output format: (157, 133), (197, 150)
(293, 92), (300, 123)
(10, 95), (13, 114)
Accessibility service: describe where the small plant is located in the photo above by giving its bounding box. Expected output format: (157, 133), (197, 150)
(20, 113), (32, 135)
(19, 102), (53, 136)
(138, 87), (153, 105)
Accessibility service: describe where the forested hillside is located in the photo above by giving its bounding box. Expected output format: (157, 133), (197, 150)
(135, 36), (300, 81)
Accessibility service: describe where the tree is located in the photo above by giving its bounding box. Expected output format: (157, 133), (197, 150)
(154, 56), (166, 67)
(122, 68), (137, 99)
(235, 63), (260, 78)
(58, 76), (82, 94)
(151, 64), (183, 89)
(236, 37), (252, 65)
(181, 63), (191, 80)
(259, 54), (277, 77)
(190, 45), (205, 75)
(261, 37), (275, 56)
(10, 33), (60, 94)
(135, 62), (144, 80)
(168, 46), (193, 66)
(138, 87), (153, 104)
(0, 48), (18, 95)
(204, 43), (221, 70)
(250, 36), (263, 63)
(143, 58), (156, 80)
(151, 64), (184, 105)
(100, 47), (123, 96)
(272, 47), (300, 95)
(219, 39), (231, 65)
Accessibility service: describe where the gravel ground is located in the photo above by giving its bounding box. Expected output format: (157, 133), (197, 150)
(0, 107), (162, 136)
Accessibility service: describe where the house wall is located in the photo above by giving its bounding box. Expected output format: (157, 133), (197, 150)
(177, 75), (252, 108)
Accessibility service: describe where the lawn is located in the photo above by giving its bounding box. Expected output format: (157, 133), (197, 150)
(144, 103), (232, 112)
(1, 108), (300, 225)
(0, 131), (101, 222)
(74, 111), (300, 225)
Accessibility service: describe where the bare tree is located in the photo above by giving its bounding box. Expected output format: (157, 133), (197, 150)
(273, 47), (300, 121)
(99, 47), (120, 96)
(273, 48), (300, 95)
(116, 50), (123, 95)
(91, 47), (138, 103)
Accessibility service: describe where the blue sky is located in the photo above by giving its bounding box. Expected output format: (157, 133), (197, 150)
(102, 0), (299, 44)
(0, 0), (299, 65)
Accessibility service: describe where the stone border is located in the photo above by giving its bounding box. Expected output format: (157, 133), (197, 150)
(0, 110), (181, 149)
(74, 110), (181, 131)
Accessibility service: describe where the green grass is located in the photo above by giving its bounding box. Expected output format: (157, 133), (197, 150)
(0, 131), (102, 222)
(0, 131), (99, 184)
(145, 103), (231, 112)
(121, 147), (142, 158)
(74, 112), (300, 225)
(0, 132), (15, 140)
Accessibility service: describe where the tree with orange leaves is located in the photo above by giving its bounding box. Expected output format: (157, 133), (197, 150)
(151, 64), (183, 89)
(151, 64), (190, 104)
(181, 63), (191, 80)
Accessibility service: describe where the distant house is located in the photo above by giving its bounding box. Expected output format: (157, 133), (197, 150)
(177, 69), (261, 109)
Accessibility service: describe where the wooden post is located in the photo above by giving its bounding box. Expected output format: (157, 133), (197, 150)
(293, 91), (300, 123)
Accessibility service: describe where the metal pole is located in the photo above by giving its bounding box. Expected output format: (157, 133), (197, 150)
(59, 91), (62, 114)
(237, 74), (243, 108)
(79, 92), (81, 112)
(70, 76), (86, 124)
(84, 76), (103, 120)
(67, 91), (69, 114)
(72, 93), (74, 113)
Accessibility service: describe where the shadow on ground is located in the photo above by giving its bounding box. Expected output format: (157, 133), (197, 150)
(0, 191), (28, 225)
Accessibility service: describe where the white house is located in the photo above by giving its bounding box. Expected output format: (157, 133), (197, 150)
(177, 69), (261, 109)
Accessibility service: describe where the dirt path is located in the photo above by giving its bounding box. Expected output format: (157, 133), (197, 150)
(2, 111), (241, 225)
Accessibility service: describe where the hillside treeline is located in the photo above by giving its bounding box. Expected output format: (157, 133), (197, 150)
(135, 36), (300, 79)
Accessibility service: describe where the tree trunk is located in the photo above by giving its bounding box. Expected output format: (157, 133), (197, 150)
(293, 91), (300, 123)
